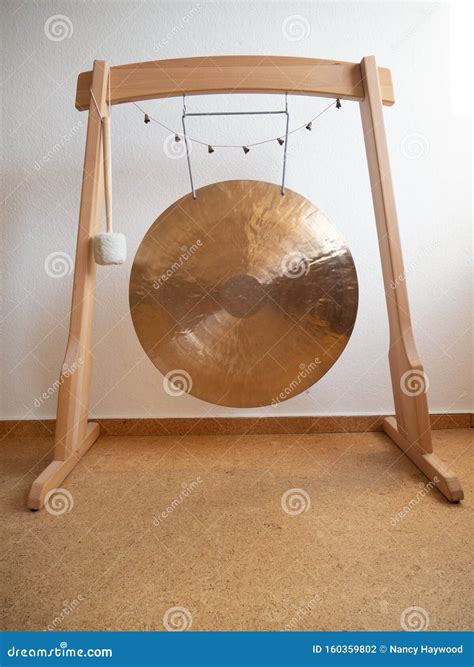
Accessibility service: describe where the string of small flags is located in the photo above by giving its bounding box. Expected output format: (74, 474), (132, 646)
(134, 97), (342, 154)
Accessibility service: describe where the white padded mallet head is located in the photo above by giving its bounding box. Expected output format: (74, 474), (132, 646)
(94, 232), (127, 265)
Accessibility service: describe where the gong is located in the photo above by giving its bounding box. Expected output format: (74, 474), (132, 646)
(129, 180), (358, 407)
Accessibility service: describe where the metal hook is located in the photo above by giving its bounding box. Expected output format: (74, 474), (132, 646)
(181, 94), (196, 199)
(181, 112), (196, 200)
(181, 95), (290, 199)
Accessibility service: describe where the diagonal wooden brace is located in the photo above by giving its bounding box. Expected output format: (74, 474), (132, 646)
(27, 55), (462, 509)
(28, 61), (109, 510)
(359, 56), (463, 502)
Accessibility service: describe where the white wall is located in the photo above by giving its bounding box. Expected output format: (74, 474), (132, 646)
(1, 1), (472, 419)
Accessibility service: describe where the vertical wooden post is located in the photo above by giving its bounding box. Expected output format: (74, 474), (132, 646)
(359, 56), (463, 502)
(26, 55), (462, 509)
(28, 61), (109, 509)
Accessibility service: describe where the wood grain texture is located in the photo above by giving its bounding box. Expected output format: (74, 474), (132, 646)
(359, 56), (432, 453)
(358, 56), (463, 501)
(2, 415), (471, 437)
(75, 55), (395, 110)
(383, 417), (464, 502)
(27, 54), (465, 509)
(26, 61), (109, 509)
(27, 423), (100, 510)
(54, 60), (109, 461)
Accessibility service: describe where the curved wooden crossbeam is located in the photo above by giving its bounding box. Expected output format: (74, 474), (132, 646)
(28, 55), (463, 510)
(75, 55), (395, 111)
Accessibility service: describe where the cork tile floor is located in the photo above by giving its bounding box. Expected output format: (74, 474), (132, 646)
(1, 428), (472, 631)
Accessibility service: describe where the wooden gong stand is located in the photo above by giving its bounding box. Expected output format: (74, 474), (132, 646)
(28, 55), (464, 509)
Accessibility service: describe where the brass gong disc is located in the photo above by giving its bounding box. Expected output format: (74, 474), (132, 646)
(129, 180), (358, 407)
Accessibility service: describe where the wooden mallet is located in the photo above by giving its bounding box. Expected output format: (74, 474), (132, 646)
(93, 98), (126, 265)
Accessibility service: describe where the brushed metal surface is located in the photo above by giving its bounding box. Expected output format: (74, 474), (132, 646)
(129, 180), (358, 407)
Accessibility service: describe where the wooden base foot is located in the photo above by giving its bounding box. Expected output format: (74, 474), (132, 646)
(28, 421), (100, 510)
(382, 417), (463, 502)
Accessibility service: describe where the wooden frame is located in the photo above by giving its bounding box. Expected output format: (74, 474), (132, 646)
(75, 56), (395, 110)
(28, 55), (463, 509)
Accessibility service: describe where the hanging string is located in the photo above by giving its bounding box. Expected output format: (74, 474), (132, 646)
(90, 73), (112, 119)
(89, 77), (114, 236)
(90, 88), (102, 119)
(132, 97), (340, 149)
(107, 70), (112, 116)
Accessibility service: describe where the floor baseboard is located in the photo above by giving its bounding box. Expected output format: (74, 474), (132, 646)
(1, 414), (472, 438)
